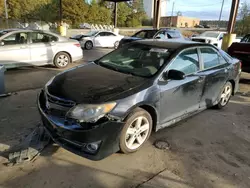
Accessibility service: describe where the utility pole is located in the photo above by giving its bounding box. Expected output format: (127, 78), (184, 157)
(218, 0), (225, 22)
(227, 0), (240, 33)
(170, 1), (175, 27)
(4, 0), (9, 28)
(114, 2), (117, 28)
(59, 0), (62, 25)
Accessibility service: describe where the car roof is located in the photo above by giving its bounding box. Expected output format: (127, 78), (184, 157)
(0, 29), (67, 41)
(134, 39), (214, 50)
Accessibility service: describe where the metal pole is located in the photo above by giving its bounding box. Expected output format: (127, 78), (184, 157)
(153, 0), (157, 28)
(170, 1), (175, 27)
(218, 0), (225, 22)
(59, 0), (62, 25)
(4, 0), (9, 28)
(227, 0), (240, 33)
(156, 0), (161, 29)
(114, 2), (117, 28)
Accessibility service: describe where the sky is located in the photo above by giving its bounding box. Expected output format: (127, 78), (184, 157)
(165, 0), (250, 20)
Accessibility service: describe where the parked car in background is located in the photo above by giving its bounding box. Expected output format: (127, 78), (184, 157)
(70, 30), (124, 50)
(228, 34), (250, 72)
(118, 28), (184, 47)
(0, 29), (83, 69)
(79, 23), (91, 29)
(191, 31), (226, 48)
(194, 25), (204, 28)
(38, 40), (241, 160)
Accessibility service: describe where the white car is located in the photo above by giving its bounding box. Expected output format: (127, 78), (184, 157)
(0, 29), (83, 69)
(192, 31), (226, 48)
(70, 31), (124, 50)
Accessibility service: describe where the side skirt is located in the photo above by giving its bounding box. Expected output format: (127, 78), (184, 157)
(155, 107), (207, 132)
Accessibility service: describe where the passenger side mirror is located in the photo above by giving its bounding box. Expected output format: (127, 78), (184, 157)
(164, 69), (186, 80)
(155, 36), (161, 39)
(0, 41), (4, 46)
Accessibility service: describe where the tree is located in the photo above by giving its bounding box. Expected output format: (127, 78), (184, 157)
(176, 11), (182, 16)
(61, 0), (89, 27)
(0, 0), (4, 17)
(236, 2), (250, 35)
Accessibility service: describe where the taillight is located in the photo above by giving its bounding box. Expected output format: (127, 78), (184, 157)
(74, 43), (80, 47)
(240, 61), (242, 69)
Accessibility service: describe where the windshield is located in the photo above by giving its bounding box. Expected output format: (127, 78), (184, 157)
(96, 43), (173, 78)
(85, 31), (98, 36)
(132, 30), (157, 39)
(200, 32), (220, 38)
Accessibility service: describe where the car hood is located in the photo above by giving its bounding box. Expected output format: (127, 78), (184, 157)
(47, 63), (147, 104)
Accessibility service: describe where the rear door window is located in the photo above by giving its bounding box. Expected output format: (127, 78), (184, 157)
(30, 33), (58, 43)
(166, 30), (181, 38)
(200, 48), (221, 69)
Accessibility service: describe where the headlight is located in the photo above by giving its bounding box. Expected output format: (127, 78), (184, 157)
(67, 102), (116, 123)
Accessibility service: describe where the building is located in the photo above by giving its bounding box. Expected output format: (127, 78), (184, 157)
(143, 0), (167, 18)
(161, 16), (200, 28)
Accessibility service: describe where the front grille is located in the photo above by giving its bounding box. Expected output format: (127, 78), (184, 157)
(43, 90), (76, 118)
(192, 39), (206, 43)
(45, 92), (75, 108)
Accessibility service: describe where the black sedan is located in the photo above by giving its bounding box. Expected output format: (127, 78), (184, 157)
(119, 28), (184, 47)
(38, 40), (241, 160)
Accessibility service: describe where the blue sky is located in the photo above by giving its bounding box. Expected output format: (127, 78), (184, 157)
(165, 0), (250, 20)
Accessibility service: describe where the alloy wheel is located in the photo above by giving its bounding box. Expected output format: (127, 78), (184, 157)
(220, 84), (232, 106)
(57, 55), (69, 67)
(125, 116), (150, 150)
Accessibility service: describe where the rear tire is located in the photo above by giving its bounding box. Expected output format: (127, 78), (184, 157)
(120, 108), (152, 154)
(85, 41), (93, 50)
(54, 52), (70, 68)
(215, 81), (233, 109)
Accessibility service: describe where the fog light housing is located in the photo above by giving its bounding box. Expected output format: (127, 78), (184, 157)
(81, 141), (101, 154)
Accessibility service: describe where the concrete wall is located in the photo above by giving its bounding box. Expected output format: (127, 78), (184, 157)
(161, 16), (200, 28)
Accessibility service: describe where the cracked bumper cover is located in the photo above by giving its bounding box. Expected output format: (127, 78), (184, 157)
(37, 91), (124, 160)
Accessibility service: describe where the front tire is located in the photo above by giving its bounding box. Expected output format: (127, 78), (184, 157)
(85, 41), (93, 50)
(215, 81), (233, 109)
(120, 108), (152, 154)
(54, 52), (70, 68)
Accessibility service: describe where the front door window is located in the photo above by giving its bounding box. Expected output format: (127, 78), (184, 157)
(167, 48), (200, 75)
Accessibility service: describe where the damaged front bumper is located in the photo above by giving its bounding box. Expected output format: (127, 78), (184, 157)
(37, 90), (124, 160)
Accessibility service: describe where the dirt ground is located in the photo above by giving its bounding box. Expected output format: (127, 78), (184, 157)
(0, 68), (250, 187)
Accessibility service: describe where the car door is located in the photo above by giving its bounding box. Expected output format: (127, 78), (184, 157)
(159, 48), (205, 125)
(104, 32), (119, 47)
(29, 32), (57, 65)
(0, 32), (30, 68)
(94, 32), (107, 47)
(198, 47), (230, 108)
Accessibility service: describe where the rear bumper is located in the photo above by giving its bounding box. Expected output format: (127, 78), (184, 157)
(38, 90), (124, 160)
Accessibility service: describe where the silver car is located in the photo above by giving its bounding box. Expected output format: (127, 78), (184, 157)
(70, 30), (124, 50)
(0, 29), (83, 69)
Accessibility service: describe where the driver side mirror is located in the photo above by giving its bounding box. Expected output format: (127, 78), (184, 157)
(0, 41), (4, 46)
(163, 69), (186, 80)
(155, 36), (161, 39)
